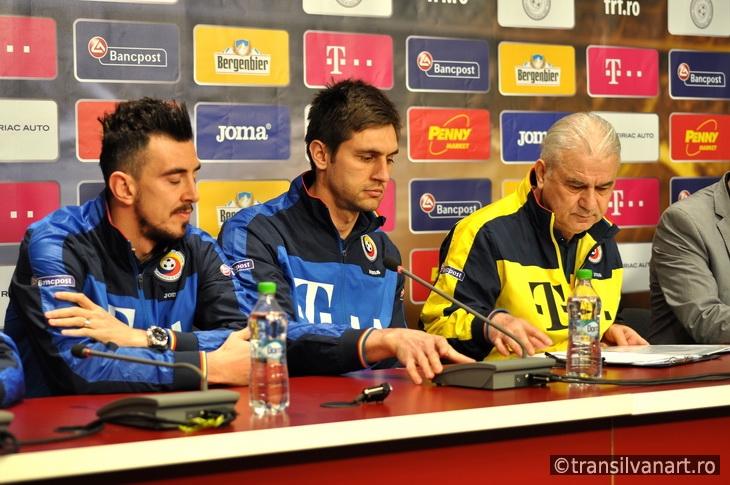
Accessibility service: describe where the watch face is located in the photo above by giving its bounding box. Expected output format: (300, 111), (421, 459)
(149, 327), (168, 347)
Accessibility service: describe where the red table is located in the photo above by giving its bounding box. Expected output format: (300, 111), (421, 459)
(3, 357), (730, 484)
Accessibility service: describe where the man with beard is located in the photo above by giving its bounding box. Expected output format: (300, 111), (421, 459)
(3, 98), (253, 397)
(6, 97), (466, 397)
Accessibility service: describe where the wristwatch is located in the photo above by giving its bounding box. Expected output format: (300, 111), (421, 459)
(146, 326), (169, 349)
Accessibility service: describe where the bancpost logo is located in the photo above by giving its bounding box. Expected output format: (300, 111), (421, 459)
(0, 16), (57, 79)
(409, 178), (491, 233)
(194, 103), (290, 163)
(593, 112), (660, 162)
(408, 107), (490, 162)
(670, 50), (730, 100)
(498, 42), (575, 96)
(303, 0), (393, 17)
(497, 0), (575, 29)
(194, 26), (289, 86)
(606, 178), (660, 228)
(76, 100), (120, 162)
(196, 180), (290, 238)
(587, 45), (659, 98)
(74, 20), (179, 83)
(303, 31), (392, 89)
(500, 111), (570, 163)
(669, 176), (720, 204)
(670, 113), (730, 162)
(0, 99), (58, 161)
(0, 181), (60, 245)
(406, 36), (489, 93)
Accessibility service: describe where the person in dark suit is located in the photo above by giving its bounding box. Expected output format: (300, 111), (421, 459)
(649, 171), (730, 344)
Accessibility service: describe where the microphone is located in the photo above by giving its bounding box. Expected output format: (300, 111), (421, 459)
(71, 344), (239, 429)
(383, 257), (556, 390)
(72, 344), (212, 390)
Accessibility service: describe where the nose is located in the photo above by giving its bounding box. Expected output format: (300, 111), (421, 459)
(579, 188), (598, 211)
(184, 175), (199, 203)
(372, 157), (391, 183)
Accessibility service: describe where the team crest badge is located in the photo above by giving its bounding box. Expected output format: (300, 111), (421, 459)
(155, 250), (185, 282)
(588, 246), (603, 265)
(361, 235), (377, 262)
(523, 0), (551, 20)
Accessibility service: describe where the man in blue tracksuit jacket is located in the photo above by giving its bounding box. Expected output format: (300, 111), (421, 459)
(0, 332), (24, 407)
(6, 97), (466, 397)
(219, 80), (472, 384)
(5, 98), (403, 397)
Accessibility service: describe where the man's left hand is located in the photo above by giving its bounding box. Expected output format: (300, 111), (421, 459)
(46, 291), (148, 347)
(601, 323), (648, 346)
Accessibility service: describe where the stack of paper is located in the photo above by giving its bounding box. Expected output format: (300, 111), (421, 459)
(547, 345), (730, 367)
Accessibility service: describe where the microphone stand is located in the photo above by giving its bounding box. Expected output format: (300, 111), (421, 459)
(384, 257), (556, 390)
(73, 344), (240, 429)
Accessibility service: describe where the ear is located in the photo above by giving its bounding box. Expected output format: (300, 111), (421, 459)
(108, 171), (136, 206)
(534, 159), (547, 189)
(308, 140), (329, 171)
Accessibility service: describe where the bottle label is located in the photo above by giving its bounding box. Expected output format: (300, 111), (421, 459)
(257, 339), (285, 361)
(580, 320), (600, 338)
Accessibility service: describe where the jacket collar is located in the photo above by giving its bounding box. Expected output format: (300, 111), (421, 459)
(296, 171), (386, 239)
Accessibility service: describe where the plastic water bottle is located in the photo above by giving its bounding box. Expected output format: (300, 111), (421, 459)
(566, 269), (602, 380)
(249, 281), (290, 415)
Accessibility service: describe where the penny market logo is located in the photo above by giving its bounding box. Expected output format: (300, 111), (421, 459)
(515, 54), (560, 86)
(214, 39), (270, 75)
(428, 114), (474, 155)
(685, 118), (719, 156)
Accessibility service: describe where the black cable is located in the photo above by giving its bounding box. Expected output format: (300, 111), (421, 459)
(321, 383), (392, 408)
(0, 430), (19, 455)
(530, 371), (730, 386)
(1, 408), (238, 454)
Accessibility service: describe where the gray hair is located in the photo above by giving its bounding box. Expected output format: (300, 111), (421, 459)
(540, 112), (621, 174)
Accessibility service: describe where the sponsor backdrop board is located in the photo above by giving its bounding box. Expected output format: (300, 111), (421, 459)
(1, 0), (728, 327)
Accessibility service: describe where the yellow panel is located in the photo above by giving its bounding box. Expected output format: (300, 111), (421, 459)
(196, 179), (290, 237)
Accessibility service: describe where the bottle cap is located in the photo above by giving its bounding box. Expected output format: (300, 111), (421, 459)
(576, 268), (593, 280)
(257, 281), (277, 294)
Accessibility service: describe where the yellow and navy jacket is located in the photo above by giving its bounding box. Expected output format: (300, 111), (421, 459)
(218, 171), (406, 369)
(420, 169), (623, 360)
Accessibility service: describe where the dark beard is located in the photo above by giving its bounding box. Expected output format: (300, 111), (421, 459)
(139, 217), (187, 248)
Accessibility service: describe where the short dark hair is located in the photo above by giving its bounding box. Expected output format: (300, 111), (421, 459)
(305, 79), (401, 170)
(98, 97), (193, 186)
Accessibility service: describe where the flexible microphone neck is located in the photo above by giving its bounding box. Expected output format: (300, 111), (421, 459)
(71, 344), (209, 391)
(383, 256), (529, 359)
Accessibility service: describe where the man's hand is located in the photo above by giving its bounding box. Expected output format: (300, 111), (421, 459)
(363, 328), (474, 385)
(487, 312), (553, 357)
(46, 291), (147, 347)
(206, 329), (251, 386)
(601, 323), (648, 346)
